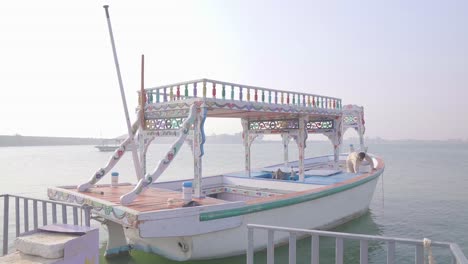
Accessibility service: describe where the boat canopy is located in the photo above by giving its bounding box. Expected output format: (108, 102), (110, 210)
(78, 79), (366, 205)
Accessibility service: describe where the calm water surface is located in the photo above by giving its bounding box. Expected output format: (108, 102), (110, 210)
(0, 141), (467, 263)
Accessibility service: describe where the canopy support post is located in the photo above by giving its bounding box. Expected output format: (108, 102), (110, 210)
(334, 116), (343, 169)
(282, 134), (291, 167)
(298, 116), (308, 181)
(193, 104), (207, 198)
(242, 119), (252, 178)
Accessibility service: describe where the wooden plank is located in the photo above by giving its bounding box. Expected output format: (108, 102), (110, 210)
(62, 186), (225, 213)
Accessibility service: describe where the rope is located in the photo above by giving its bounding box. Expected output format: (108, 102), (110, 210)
(381, 172), (385, 217)
(423, 238), (435, 264)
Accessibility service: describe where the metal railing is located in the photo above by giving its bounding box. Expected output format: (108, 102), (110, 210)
(247, 224), (468, 264)
(144, 78), (342, 110)
(1, 194), (92, 256)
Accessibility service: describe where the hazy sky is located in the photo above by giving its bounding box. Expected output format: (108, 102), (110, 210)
(1, 1), (467, 140)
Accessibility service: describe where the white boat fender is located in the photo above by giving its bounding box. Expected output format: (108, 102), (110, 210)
(182, 181), (193, 203)
(111, 172), (119, 187)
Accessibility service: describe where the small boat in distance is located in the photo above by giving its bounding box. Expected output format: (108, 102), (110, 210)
(94, 138), (138, 152)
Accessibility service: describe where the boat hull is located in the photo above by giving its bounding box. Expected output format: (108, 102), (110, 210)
(124, 171), (381, 260)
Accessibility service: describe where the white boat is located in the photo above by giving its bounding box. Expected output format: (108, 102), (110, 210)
(94, 139), (137, 152)
(48, 77), (384, 261)
(94, 145), (121, 152)
(48, 6), (385, 261)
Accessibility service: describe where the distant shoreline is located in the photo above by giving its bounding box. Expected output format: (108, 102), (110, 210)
(1, 134), (465, 147)
(0, 135), (103, 147)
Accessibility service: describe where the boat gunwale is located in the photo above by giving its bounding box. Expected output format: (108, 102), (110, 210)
(48, 156), (383, 227)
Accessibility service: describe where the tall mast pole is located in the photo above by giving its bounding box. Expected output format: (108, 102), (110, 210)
(140, 54), (146, 175)
(103, 5), (142, 180)
(140, 54), (145, 129)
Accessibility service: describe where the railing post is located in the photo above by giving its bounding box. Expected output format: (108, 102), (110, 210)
(289, 232), (297, 264)
(3, 195), (9, 256)
(83, 205), (92, 227)
(450, 243), (468, 264)
(24, 198), (29, 232)
(267, 230), (274, 264)
(415, 244), (424, 264)
(42, 201), (47, 226)
(247, 227), (254, 264)
(62, 205), (67, 224)
(335, 237), (344, 264)
(387, 241), (395, 264)
(311, 235), (319, 264)
(15, 196), (20, 237)
(52, 203), (57, 224)
(360, 240), (369, 264)
(33, 200), (38, 230)
(73, 207), (79, 225)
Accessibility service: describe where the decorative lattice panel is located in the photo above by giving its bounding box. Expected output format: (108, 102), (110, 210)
(343, 115), (358, 125)
(306, 120), (334, 130)
(248, 119), (299, 130)
(146, 117), (185, 130)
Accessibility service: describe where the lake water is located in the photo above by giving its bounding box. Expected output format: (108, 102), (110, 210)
(0, 141), (467, 263)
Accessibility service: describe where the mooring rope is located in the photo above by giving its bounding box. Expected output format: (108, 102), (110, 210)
(381, 172), (385, 217)
(423, 238), (435, 264)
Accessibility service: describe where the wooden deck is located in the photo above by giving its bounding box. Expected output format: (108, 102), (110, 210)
(66, 185), (226, 213)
